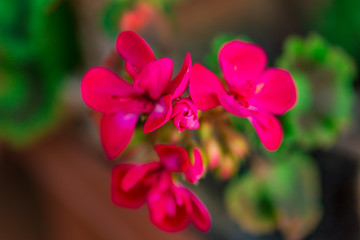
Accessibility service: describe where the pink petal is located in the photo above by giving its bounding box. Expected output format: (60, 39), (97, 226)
(217, 90), (251, 117)
(154, 144), (190, 172)
(134, 58), (173, 100)
(148, 184), (190, 232)
(125, 61), (139, 79)
(165, 53), (192, 99)
(111, 164), (149, 209)
(143, 94), (173, 133)
(171, 98), (198, 117)
(189, 63), (223, 110)
(100, 112), (139, 159)
(116, 31), (156, 73)
(248, 109), (283, 151)
(166, 194), (177, 217)
(219, 40), (267, 90)
(250, 68), (297, 115)
(121, 162), (160, 191)
(185, 148), (204, 184)
(173, 115), (200, 132)
(114, 97), (154, 114)
(148, 196), (189, 232)
(147, 172), (173, 203)
(81, 67), (141, 114)
(172, 114), (184, 132)
(183, 188), (211, 232)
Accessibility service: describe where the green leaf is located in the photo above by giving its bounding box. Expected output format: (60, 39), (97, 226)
(225, 172), (277, 234)
(276, 33), (356, 149)
(225, 153), (322, 238)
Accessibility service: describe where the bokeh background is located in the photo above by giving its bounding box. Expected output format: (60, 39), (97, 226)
(0, 0), (359, 239)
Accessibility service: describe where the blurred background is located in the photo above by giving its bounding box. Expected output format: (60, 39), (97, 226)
(0, 0), (359, 239)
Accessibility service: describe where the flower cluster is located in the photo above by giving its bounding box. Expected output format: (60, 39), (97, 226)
(190, 41), (296, 150)
(112, 144), (209, 232)
(81, 31), (297, 232)
(82, 31), (191, 159)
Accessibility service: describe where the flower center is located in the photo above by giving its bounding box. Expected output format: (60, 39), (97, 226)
(229, 81), (255, 108)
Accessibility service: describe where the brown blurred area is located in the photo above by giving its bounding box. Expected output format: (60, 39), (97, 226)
(0, 121), (207, 240)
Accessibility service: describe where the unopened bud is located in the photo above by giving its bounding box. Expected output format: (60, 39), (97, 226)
(171, 98), (199, 132)
(218, 155), (237, 180)
(204, 138), (222, 170)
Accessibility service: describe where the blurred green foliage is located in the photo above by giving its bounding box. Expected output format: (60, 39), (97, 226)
(102, 0), (133, 38)
(225, 152), (321, 238)
(309, 0), (360, 63)
(0, 0), (80, 146)
(277, 34), (356, 149)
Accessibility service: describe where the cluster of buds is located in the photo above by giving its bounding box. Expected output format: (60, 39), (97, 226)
(199, 119), (249, 180)
(81, 31), (297, 232)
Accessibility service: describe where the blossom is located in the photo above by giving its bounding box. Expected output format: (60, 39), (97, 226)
(81, 31), (191, 159)
(147, 173), (210, 232)
(120, 2), (155, 32)
(154, 144), (204, 184)
(189, 40), (296, 150)
(171, 97), (199, 132)
(111, 144), (210, 232)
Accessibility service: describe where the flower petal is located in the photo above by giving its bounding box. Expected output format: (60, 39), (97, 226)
(248, 109), (283, 151)
(100, 112), (139, 159)
(135, 58), (173, 100)
(219, 40), (267, 89)
(154, 144), (190, 172)
(143, 94), (173, 133)
(121, 162), (160, 191)
(81, 67), (140, 113)
(185, 148), (204, 184)
(183, 188), (211, 232)
(111, 164), (149, 209)
(217, 90), (251, 117)
(116, 31), (156, 73)
(250, 68), (297, 115)
(125, 61), (139, 79)
(148, 184), (190, 232)
(165, 53), (192, 99)
(189, 63), (223, 110)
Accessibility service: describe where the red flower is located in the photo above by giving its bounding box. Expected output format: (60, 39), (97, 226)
(81, 31), (191, 159)
(111, 144), (210, 232)
(190, 40), (297, 150)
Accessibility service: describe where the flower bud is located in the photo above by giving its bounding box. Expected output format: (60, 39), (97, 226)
(218, 155), (237, 180)
(120, 2), (155, 32)
(203, 138), (222, 170)
(171, 98), (199, 132)
(223, 127), (248, 159)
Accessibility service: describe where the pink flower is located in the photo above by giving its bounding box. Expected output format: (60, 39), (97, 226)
(171, 98), (200, 132)
(147, 173), (211, 232)
(81, 31), (191, 159)
(111, 162), (161, 209)
(154, 144), (204, 184)
(111, 144), (210, 232)
(189, 40), (297, 151)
